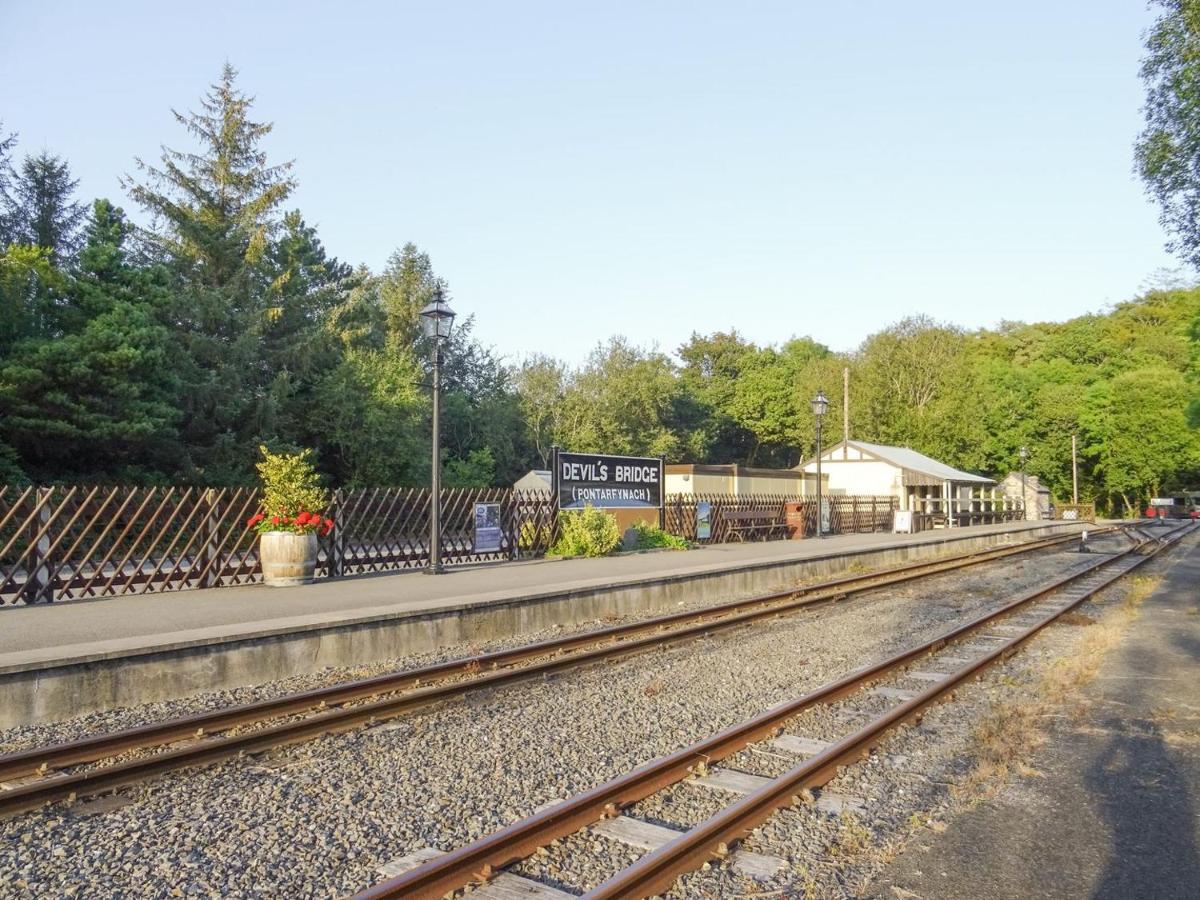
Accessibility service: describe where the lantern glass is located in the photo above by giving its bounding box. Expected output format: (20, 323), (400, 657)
(419, 292), (457, 340)
(811, 390), (829, 417)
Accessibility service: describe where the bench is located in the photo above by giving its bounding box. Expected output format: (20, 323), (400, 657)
(721, 509), (789, 542)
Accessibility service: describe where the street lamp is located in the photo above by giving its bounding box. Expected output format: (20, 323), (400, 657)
(811, 389), (829, 538)
(1018, 446), (1028, 522)
(420, 286), (456, 574)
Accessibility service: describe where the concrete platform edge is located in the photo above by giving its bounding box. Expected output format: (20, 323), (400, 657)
(0, 522), (1081, 727)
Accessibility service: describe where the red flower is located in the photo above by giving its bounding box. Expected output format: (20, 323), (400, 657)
(246, 512), (264, 528)
(324, 518), (334, 532)
(296, 511), (311, 525)
(271, 515), (280, 526)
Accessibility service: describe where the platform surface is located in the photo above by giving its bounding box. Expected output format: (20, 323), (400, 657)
(867, 534), (1200, 900)
(0, 520), (1078, 673)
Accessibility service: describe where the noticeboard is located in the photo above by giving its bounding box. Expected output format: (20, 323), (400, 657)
(696, 501), (712, 540)
(473, 502), (503, 553)
(553, 450), (663, 510)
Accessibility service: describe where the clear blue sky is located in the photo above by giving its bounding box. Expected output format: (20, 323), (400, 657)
(0, 1), (1180, 363)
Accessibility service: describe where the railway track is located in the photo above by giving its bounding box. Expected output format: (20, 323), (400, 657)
(0, 525), (1107, 819)
(353, 521), (1192, 899)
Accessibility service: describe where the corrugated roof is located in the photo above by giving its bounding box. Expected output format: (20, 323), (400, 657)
(812, 440), (994, 485)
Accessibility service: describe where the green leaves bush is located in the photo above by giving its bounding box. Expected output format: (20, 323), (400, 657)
(549, 504), (620, 557)
(256, 444), (328, 520)
(630, 520), (690, 550)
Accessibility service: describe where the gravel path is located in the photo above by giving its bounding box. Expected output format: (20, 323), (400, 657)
(0, 533), (1133, 899)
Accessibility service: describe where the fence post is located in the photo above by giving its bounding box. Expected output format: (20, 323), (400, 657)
(200, 489), (219, 588)
(330, 488), (345, 577)
(26, 488), (54, 603)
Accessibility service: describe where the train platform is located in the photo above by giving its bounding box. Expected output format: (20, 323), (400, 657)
(868, 532), (1200, 899)
(0, 520), (1086, 727)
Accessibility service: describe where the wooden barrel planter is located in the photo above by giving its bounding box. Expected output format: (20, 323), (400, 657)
(259, 531), (318, 586)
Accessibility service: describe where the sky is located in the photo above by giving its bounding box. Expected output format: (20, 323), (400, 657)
(0, 1), (1183, 364)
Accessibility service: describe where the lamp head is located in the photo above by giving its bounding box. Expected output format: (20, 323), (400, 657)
(811, 389), (829, 417)
(419, 285), (456, 340)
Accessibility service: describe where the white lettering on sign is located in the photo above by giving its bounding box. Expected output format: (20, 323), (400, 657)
(562, 462), (611, 482)
(613, 464), (659, 484)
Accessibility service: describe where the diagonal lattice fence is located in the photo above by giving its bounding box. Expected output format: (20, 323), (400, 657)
(1, 485), (1019, 605)
(0, 486), (558, 605)
(663, 494), (898, 543)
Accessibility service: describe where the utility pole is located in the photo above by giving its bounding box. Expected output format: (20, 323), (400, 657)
(842, 367), (850, 459)
(1071, 433), (1078, 505)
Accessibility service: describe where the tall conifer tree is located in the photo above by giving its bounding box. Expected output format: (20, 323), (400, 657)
(10, 150), (85, 263)
(123, 63), (296, 479)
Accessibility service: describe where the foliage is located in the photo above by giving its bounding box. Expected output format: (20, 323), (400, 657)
(630, 520), (690, 551)
(518, 518), (554, 552)
(0, 65), (1196, 524)
(251, 445), (330, 533)
(1137, 1), (1200, 269)
(8, 150), (85, 263)
(548, 504), (621, 557)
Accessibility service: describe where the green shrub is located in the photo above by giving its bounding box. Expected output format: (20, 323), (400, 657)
(630, 520), (690, 551)
(518, 519), (554, 552)
(549, 504), (621, 557)
(255, 445), (328, 523)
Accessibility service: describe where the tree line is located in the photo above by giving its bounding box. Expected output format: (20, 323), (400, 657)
(1, 65), (1198, 514)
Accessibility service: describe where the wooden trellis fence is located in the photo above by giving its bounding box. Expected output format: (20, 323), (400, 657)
(0, 486), (556, 605)
(2, 484), (1017, 606)
(664, 494), (897, 544)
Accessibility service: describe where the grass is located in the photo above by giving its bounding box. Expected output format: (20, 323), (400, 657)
(956, 574), (1160, 801)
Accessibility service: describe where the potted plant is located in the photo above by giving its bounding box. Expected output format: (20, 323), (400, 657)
(246, 445), (333, 587)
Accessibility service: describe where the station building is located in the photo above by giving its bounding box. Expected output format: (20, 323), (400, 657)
(998, 472), (1052, 520)
(664, 464), (819, 496)
(797, 439), (1013, 523)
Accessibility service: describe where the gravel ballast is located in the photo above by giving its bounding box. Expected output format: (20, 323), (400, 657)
(0, 532), (1148, 898)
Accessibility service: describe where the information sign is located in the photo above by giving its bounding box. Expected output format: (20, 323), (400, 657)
(553, 451), (663, 510)
(473, 502), (503, 553)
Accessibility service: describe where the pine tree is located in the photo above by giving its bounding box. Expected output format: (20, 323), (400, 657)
(0, 123), (17, 247)
(0, 200), (180, 479)
(10, 150), (85, 263)
(123, 63), (296, 480)
(379, 243), (438, 346)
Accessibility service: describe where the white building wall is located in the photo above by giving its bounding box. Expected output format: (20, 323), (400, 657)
(803, 460), (902, 499)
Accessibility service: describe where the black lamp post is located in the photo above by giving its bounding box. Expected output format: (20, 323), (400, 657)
(1019, 445), (1028, 522)
(420, 286), (456, 574)
(811, 389), (829, 537)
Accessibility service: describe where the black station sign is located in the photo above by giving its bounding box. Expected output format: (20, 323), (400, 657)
(554, 451), (663, 509)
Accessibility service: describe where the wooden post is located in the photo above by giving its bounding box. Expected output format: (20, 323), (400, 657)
(331, 488), (346, 576)
(200, 489), (219, 588)
(27, 488), (54, 603)
(658, 456), (666, 530)
(842, 367), (850, 458)
(1072, 434), (1079, 505)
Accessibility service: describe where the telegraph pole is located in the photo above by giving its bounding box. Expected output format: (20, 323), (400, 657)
(1071, 434), (1078, 505)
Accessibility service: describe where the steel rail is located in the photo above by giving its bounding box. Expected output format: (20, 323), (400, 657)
(0, 527), (1096, 790)
(584, 521), (1194, 898)
(353, 524), (1186, 899)
(0, 528), (1096, 818)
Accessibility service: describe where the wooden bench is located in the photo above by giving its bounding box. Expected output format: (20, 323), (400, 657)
(721, 509), (789, 542)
